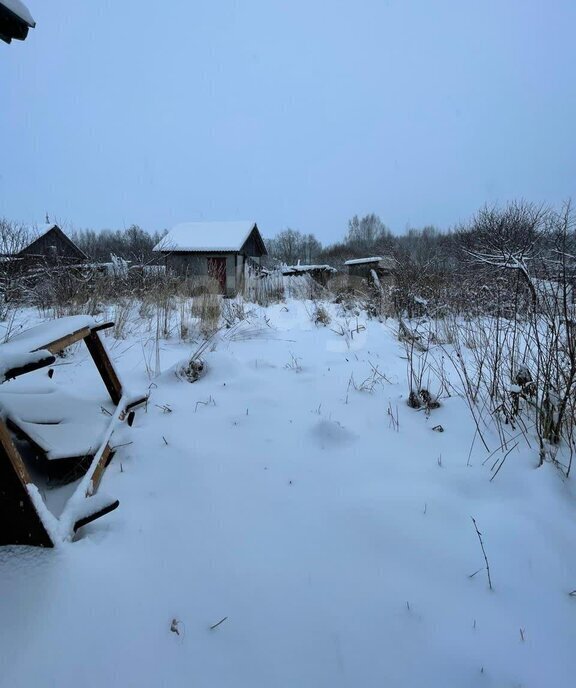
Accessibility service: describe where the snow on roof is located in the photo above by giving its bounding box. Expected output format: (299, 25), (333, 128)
(2, 0), (35, 27)
(345, 256), (398, 269)
(344, 256), (383, 265)
(282, 264), (337, 274)
(153, 221), (258, 252)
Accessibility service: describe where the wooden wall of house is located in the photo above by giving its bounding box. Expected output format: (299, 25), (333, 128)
(165, 254), (209, 277)
(164, 252), (238, 295)
(242, 229), (265, 258)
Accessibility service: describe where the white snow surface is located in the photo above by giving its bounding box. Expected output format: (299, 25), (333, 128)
(0, 301), (575, 687)
(153, 221), (257, 252)
(1, 0), (35, 26)
(283, 264), (337, 273)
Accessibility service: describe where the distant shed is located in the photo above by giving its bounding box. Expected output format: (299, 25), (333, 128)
(153, 221), (267, 296)
(281, 263), (336, 287)
(345, 256), (397, 284)
(0, 0), (35, 43)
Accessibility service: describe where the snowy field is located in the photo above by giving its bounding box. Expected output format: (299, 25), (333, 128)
(0, 299), (575, 687)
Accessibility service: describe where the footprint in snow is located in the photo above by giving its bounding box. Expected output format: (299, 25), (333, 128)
(311, 419), (357, 449)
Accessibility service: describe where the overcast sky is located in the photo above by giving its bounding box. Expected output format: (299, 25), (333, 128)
(2, 0), (576, 242)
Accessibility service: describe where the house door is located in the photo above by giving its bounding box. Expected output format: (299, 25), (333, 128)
(207, 257), (227, 293)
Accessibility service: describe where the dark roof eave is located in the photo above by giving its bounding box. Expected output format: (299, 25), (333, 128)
(0, 3), (35, 44)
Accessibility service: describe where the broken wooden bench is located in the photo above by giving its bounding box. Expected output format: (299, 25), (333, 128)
(0, 315), (146, 547)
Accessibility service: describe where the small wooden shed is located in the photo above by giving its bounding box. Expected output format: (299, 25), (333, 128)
(281, 263), (337, 287)
(0, 0), (35, 43)
(345, 256), (397, 286)
(153, 221), (267, 296)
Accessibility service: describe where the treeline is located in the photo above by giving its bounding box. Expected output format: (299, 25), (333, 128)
(71, 225), (166, 264)
(265, 213), (459, 268)
(268, 202), (576, 316)
(268, 203), (576, 275)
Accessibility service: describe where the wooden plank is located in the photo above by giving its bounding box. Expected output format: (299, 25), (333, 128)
(43, 326), (92, 354)
(83, 331), (123, 405)
(125, 396), (149, 412)
(3, 353), (56, 381)
(0, 419), (53, 547)
(91, 322), (114, 334)
(73, 499), (119, 533)
(86, 443), (114, 496)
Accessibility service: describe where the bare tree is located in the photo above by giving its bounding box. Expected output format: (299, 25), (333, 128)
(267, 228), (322, 265)
(345, 213), (392, 253)
(460, 201), (549, 308)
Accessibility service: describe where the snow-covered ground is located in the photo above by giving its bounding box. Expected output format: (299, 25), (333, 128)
(0, 299), (575, 687)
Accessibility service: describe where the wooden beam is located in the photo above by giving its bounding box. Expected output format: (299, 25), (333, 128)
(91, 322), (114, 334)
(43, 326), (92, 354)
(0, 419), (53, 547)
(73, 499), (119, 533)
(86, 443), (114, 496)
(3, 353), (56, 381)
(126, 396), (148, 412)
(83, 330), (123, 405)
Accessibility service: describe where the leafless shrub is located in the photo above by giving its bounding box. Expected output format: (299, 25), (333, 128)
(352, 363), (391, 393)
(285, 352), (302, 372)
(191, 290), (221, 337)
(222, 297), (249, 328)
(312, 302), (331, 326)
(113, 299), (133, 339)
(176, 332), (217, 383)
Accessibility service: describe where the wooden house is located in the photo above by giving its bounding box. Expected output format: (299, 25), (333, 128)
(0, 0), (35, 43)
(17, 224), (88, 264)
(153, 221), (267, 296)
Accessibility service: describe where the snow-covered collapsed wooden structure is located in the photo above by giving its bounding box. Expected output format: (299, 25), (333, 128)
(0, 0), (35, 44)
(153, 221), (267, 296)
(0, 316), (146, 547)
(281, 263), (337, 287)
(345, 256), (397, 280)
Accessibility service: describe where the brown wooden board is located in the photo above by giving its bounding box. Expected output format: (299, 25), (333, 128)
(73, 499), (119, 533)
(86, 443), (114, 496)
(3, 353), (56, 381)
(0, 419), (53, 547)
(91, 322), (114, 334)
(83, 331), (123, 405)
(43, 327), (92, 354)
